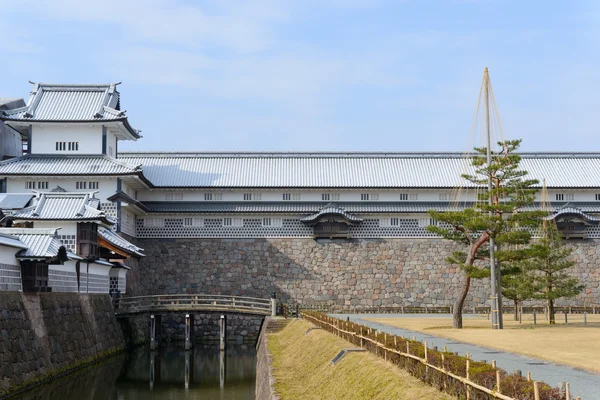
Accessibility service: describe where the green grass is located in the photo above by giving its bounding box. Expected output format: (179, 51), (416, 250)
(267, 319), (453, 400)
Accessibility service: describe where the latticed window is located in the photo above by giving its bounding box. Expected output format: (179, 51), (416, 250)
(165, 193), (183, 201)
(77, 222), (98, 259)
(322, 193), (330, 201)
(595, 194), (600, 201)
(243, 193), (252, 201)
(361, 194), (369, 201)
(390, 217), (399, 226)
(283, 193), (291, 200)
(556, 194), (564, 201)
(399, 193), (408, 201)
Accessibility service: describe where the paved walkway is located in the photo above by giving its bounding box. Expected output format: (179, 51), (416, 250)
(332, 314), (600, 399)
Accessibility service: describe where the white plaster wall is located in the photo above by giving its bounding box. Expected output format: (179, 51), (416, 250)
(0, 246), (20, 265)
(31, 125), (103, 154)
(87, 263), (111, 277)
(31, 222), (77, 236)
(106, 131), (118, 157)
(135, 189), (486, 202)
(7, 178), (118, 201)
(49, 261), (78, 273)
(121, 210), (136, 237)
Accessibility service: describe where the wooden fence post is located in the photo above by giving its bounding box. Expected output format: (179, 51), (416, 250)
(527, 371), (531, 381)
(496, 370), (501, 394)
(533, 381), (540, 400)
(424, 341), (428, 362)
(466, 357), (471, 400)
(565, 382), (570, 399)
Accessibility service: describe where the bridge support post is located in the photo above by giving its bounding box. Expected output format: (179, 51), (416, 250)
(271, 292), (277, 317)
(220, 346), (226, 389)
(185, 314), (194, 350)
(184, 350), (190, 390)
(150, 314), (161, 350)
(219, 314), (226, 351)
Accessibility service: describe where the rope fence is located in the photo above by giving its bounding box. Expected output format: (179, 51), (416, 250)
(301, 311), (577, 400)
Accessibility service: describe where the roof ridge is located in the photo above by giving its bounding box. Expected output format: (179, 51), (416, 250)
(118, 151), (600, 158)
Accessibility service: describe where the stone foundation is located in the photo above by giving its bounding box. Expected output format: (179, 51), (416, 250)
(130, 238), (600, 307)
(0, 293), (125, 396)
(153, 313), (264, 344)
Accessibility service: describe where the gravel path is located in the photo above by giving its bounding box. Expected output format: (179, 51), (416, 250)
(332, 313), (600, 399)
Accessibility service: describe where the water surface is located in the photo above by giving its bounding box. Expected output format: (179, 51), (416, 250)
(14, 345), (256, 400)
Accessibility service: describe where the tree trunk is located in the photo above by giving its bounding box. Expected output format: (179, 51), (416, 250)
(453, 276), (471, 329)
(453, 233), (489, 329)
(548, 298), (555, 324)
(513, 299), (519, 321)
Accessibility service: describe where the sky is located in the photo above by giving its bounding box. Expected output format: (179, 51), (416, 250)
(0, 0), (598, 153)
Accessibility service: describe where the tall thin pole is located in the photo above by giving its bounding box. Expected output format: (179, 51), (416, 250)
(484, 67), (500, 330)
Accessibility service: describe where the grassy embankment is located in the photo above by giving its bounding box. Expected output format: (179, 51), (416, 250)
(366, 313), (600, 373)
(267, 319), (453, 400)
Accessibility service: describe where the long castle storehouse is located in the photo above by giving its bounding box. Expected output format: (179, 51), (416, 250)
(0, 82), (598, 307)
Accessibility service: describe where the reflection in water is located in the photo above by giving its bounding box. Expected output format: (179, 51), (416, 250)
(14, 345), (256, 400)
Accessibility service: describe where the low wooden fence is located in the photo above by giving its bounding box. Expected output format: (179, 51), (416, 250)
(301, 311), (577, 400)
(281, 303), (600, 317)
(113, 294), (273, 316)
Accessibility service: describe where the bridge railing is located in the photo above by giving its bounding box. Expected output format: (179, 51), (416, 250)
(114, 294), (273, 316)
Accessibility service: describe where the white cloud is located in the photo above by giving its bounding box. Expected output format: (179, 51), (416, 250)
(7, 0), (286, 53)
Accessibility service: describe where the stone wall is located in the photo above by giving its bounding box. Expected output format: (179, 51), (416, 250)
(0, 293), (125, 396)
(130, 238), (600, 307)
(154, 313), (264, 344)
(255, 317), (290, 400)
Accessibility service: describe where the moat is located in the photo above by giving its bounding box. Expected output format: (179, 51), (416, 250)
(12, 345), (256, 400)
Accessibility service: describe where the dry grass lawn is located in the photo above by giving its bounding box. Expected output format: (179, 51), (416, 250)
(267, 319), (453, 400)
(365, 313), (600, 373)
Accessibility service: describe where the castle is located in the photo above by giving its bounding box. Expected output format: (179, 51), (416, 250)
(0, 82), (598, 307)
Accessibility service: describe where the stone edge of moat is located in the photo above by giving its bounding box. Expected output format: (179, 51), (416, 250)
(255, 317), (291, 400)
(0, 293), (146, 399)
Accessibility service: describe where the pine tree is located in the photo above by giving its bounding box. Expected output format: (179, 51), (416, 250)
(501, 263), (535, 321)
(428, 139), (542, 329)
(524, 223), (583, 324)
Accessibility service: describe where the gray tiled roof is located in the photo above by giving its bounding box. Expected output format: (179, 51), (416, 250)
(0, 228), (65, 258)
(11, 192), (115, 224)
(0, 83), (140, 138)
(547, 206), (600, 223)
(0, 194), (34, 209)
(119, 152), (600, 188)
(3, 83), (118, 120)
(139, 201), (600, 214)
(301, 204), (363, 223)
(0, 233), (28, 250)
(98, 226), (145, 257)
(0, 154), (142, 176)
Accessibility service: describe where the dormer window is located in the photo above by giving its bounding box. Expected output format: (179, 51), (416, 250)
(243, 193), (262, 201)
(26, 182), (48, 190)
(55, 142), (78, 151)
(321, 193), (340, 201)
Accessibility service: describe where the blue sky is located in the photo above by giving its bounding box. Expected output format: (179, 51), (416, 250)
(0, 1), (598, 152)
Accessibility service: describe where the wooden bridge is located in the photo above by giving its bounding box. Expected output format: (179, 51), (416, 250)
(113, 294), (275, 350)
(114, 294), (275, 317)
